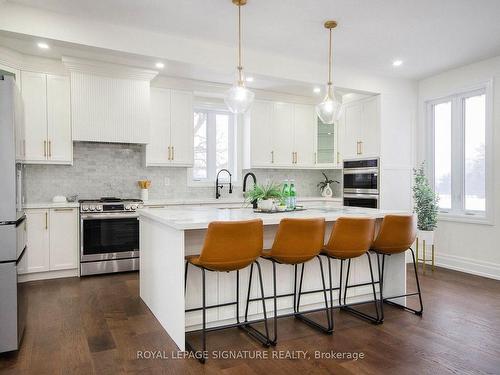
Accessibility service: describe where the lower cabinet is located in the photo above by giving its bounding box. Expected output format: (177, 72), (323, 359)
(23, 208), (78, 278)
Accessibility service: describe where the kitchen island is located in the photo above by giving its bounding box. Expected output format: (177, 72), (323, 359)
(139, 205), (409, 350)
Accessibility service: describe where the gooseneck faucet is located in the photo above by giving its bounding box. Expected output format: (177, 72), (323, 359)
(215, 169), (233, 199)
(242, 172), (258, 208)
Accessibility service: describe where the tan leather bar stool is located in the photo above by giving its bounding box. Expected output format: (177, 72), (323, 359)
(245, 218), (331, 346)
(371, 214), (422, 321)
(184, 219), (270, 363)
(321, 217), (380, 325)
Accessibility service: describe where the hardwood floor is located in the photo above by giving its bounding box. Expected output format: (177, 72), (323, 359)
(1, 266), (499, 374)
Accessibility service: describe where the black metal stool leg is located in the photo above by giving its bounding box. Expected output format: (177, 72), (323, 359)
(327, 256), (335, 331)
(295, 257), (333, 334)
(184, 261), (188, 293)
(382, 248), (424, 316)
(244, 263), (254, 322)
(339, 254), (381, 324)
(271, 260), (278, 345)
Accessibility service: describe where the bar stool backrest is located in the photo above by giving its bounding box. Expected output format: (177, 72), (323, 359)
(270, 218), (326, 264)
(324, 217), (375, 258)
(372, 214), (417, 254)
(198, 219), (264, 271)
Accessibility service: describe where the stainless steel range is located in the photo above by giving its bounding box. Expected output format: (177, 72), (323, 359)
(79, 197), (143, 276)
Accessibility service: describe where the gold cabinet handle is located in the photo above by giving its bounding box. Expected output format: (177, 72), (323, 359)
(45, 212), (48, 230)
(314, 152), (317, 164)
(172, 146), (174, 160)
(53, 208), (73, 212)
(168, 146), (171, 160)
(359, 141), (363, 155)
(271, 151), (274, 163)
(48, 140), (52, 158)
(295, 152), (298, 164)
(356, 141), (362, 155)
(337, 151), (340, 164)
(44, 140), (47, 157)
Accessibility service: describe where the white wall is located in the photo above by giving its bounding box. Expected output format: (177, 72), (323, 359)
(417, 55), (500, 280)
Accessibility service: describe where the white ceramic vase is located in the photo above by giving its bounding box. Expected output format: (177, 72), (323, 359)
(417, 230), (435, 245)
(140, 188), (149, 202)
(321, 183), (333, 198)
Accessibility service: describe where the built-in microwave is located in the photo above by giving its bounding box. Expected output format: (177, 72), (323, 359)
(343, 158), (379, 208)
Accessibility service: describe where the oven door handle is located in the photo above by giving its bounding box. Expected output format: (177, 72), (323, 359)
(343, 168), (379, 175)
(81, 213), (139, 220)
(343, 193), (379, 199)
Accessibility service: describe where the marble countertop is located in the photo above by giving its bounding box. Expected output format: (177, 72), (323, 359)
(139, 205), (407, 231)
(142, 196), (341, 206)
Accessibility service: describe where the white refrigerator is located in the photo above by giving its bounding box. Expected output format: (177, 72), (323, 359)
(0, 73), (27, 353)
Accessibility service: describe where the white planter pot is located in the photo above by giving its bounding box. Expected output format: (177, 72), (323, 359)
(258, 199), (274, 211)
(417, 230), (435, 245)
(321, 183), (333, 198)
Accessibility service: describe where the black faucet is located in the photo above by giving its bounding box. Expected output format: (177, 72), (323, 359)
(215, 169), (232, 199)
(243, 172), (257, 208)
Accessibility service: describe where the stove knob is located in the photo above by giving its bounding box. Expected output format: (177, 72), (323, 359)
(125, 204), (131, 210)
(89, 205), (95, 211)
(81, 206), (88, 211)
(131, 204), (138, 210)
(96, 205), (103, 211)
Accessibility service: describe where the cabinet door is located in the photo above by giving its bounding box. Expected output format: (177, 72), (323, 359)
(49, 208), (78, 271)
(293, 104), (316, 167)
(170, 90), (193, 166)
(360, 96), (380, 157)
(249, 101), (274, 167)
(272, 102), (294, 166)
(25, 209), (50, 273)
(21, 71), (47, 162)
(341, 103), (362, 159)
(146, 88), (171, 165)
(47, 75), (72, 163)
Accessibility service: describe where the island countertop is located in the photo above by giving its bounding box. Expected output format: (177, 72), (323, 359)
(138, 205), (407, 230)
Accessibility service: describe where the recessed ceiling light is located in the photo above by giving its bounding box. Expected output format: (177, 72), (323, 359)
(392, 60), (403, 67)
(246, 76), (254, 82)
(313, 87), (321, 94)
(155, 62), (165, 69)
(37, 42), (49, 50)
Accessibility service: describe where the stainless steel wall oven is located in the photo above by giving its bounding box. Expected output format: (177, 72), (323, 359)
(343, 158), (379, 208)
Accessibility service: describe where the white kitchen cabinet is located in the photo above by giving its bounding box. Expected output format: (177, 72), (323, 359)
(21, 71), (72, 164)
(245, 100), (317, 169)
(145, 88), (194, 167)
(170, 90), (194, 166)
(248, 101), (274, 167)
(24, 209), (50, 273)
(24, 208), (78, 277)
(272, 102), (294, 166)
(293, 104), (316, 167)
(49, 208), (79, 271)
(339, 95), (380, 160)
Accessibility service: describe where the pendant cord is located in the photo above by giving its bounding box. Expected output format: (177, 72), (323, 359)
(328, 27), (332, 86)
(238, 3), (243, 84)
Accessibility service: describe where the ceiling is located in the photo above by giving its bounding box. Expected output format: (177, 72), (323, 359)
(5, 0), (500, 79)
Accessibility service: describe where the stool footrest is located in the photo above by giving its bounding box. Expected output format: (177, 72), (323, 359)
(294, 312), (333, 334)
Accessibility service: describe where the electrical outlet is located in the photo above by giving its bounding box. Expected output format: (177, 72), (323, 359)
(164, 177), (170, 186)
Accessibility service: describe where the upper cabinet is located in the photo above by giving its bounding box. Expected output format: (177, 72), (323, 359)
(62, 57), (157, 144)
(20, 71), (72, 164)
(339, 95), (380, 160)
(145, 88), (194, 167)
(244, 100), (330, 169)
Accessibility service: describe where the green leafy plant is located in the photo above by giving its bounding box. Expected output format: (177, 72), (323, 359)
(413, 163), (439, 231)
(317, 172), (340, 192)
(245, 181), (283, 204)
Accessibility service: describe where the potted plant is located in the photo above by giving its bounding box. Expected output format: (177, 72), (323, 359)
(245, 181), (283, 211)
(317, 172), (340, 198)
(413, 163), (439, 244)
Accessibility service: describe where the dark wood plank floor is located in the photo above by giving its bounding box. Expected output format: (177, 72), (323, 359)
(1, 266), (499, 375)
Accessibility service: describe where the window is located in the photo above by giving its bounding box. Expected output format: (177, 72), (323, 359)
(427, 82), (492, 221)
(192, 108), (237, 182)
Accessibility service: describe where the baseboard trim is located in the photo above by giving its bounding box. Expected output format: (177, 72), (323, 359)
(435, 253), (500, 280)
(19, 268), (78, 282)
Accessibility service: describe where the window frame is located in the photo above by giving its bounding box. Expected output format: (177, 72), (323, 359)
(188, 105), (239, 187)
(425, 80), (494, 225)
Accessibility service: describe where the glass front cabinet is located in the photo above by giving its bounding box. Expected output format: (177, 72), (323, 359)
(315, 116), (341, 168)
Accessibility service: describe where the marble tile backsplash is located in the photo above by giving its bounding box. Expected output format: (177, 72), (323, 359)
(24, 142), (342, 202)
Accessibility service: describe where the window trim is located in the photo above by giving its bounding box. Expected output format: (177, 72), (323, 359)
(425, 79), (494, 225)
(188, 106), (241, 187)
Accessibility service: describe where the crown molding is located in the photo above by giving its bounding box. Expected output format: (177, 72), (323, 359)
(62, 56), (158, 81)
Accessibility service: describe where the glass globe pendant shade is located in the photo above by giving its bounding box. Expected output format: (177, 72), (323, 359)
(315, 87), (343, 124)
(224, 83), (255, 114)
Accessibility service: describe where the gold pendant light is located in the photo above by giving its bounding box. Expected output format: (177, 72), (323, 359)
(316, 20), (343, 124)
(224, 0), (255, 114)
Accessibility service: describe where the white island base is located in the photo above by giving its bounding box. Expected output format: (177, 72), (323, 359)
(139, 206), (407, 351)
